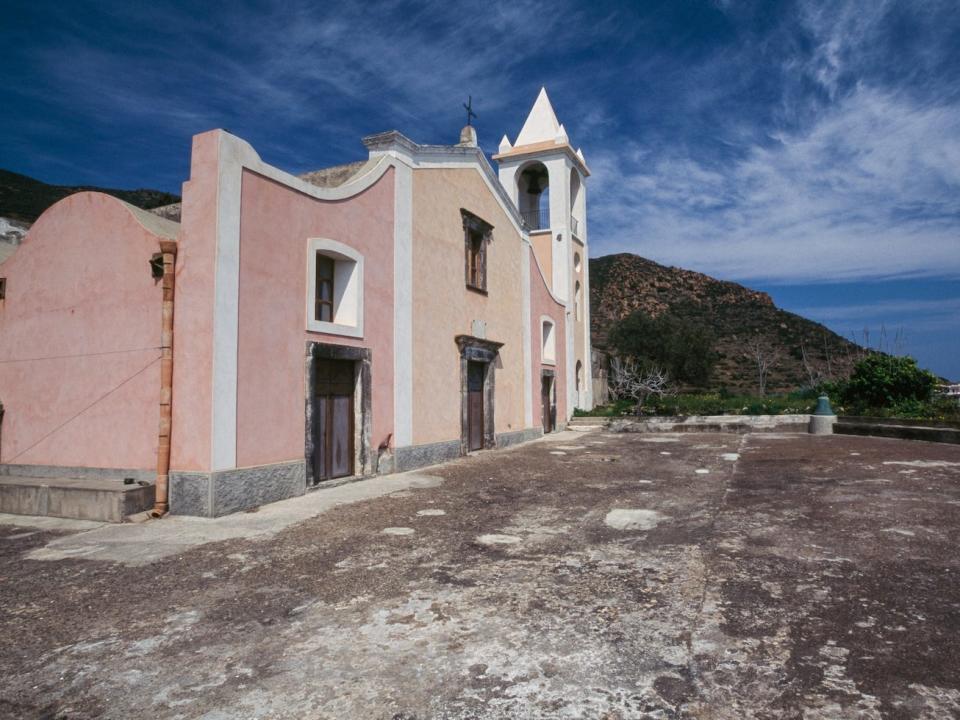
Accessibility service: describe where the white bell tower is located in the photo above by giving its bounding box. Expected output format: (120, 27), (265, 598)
(494, 87), (593, 411)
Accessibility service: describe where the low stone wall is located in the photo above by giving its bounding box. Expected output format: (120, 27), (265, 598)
(573, 414), (811, 434)
(835, 417), (960, 445)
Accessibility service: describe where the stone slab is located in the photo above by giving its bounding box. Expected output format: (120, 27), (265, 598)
(0, 475), (154, 523)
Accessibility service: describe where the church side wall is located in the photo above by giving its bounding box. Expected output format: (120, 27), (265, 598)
(0, 193), (166, 470)
(234, 168), (396, 468)
(529, 245), (568, 426)
(410, 167), (527, 446)
(530, 231), (553, 293)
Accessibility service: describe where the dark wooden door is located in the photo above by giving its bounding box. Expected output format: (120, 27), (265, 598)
(314, 359), (355, 482)
(541, 375), (553, 433)
(467, 361), (485, 451)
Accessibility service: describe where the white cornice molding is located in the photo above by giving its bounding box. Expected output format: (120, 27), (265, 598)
(363, 130), (528, 237)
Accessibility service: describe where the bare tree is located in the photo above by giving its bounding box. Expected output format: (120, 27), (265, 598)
(799, 337), (821, 388)
(609, 357), (674, 413)
(893, 326), (908, 354)
(848, 330), (868, 362)
(821, 329), (834, 379)
(745, 337), (780, 397)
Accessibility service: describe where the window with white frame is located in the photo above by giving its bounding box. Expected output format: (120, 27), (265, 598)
(306, 238), (364, 338)
(541, 317), (556, 364)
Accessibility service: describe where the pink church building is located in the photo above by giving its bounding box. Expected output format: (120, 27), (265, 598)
(0, 89), (593, 517)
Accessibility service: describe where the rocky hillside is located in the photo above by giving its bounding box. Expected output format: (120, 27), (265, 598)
(590, 253), (864, 394)
(0, 169), (179, 224)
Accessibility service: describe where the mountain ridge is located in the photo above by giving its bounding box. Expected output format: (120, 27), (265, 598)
(589, 253), (864, 394)
(0, 168), (180, 224)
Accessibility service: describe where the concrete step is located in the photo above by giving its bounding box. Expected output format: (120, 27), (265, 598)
(568, 416), (611, 426)
(0, 475), (155, 523)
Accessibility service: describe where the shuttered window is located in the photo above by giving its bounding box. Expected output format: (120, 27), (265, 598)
(461, 209), (493, 294)
(315, 254), (335, 322)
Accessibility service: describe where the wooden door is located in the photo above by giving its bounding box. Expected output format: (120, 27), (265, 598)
(541, 375), (553, 433)
(314, 359), (355, 482)
(467, 361), (485, 451)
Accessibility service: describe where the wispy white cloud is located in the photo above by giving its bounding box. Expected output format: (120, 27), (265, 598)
(794, 297), (960, 322)
(24, 0), (596, 141)
(589, 0), (960, 284)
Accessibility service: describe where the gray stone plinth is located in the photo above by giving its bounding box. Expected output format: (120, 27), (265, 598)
(395, 440), (462, 473)
(497, 427), (543, 448)
(170, 461), (306, 517)
(808, 414), (837, 435)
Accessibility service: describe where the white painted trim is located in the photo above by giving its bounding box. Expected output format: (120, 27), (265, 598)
(393, 161), (414, 447)
(210, 133), (242, 471)
(305, 238), (364, 338)
(540, 315), (557, 366)
(207, 130), (400, 472)
(521, 244), (533, 428)
(364, 132), (528, 238)
(579, 181), (593, 410)
(565, 308), (575, 413)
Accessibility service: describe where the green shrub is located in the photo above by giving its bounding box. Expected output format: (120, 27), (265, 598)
(577, 393), (816, 417)
(840, 355), (937, 410)
(607, 309), (716, 386)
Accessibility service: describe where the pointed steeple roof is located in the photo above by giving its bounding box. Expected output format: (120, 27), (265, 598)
(514, 87), (562, 147)
(493, 86), (590, 175)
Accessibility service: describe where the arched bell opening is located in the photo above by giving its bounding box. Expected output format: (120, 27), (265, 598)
(570, 168), (584, 238)
(518, 162), (550, 231)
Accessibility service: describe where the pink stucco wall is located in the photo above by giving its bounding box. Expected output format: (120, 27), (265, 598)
(169, 130), (219, 472)
(234, 169), (395, 468)
(0, 192), (171, 469)
(529, 245), (567, 426)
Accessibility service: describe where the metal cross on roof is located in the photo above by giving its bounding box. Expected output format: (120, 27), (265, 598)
(463, 96), (477, 127)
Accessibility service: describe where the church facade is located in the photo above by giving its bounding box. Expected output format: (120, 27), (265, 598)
(0, 89), (592, 517)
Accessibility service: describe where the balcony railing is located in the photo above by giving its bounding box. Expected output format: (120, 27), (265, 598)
(521, 207), (550, 231)
(570, 216), (580, 237)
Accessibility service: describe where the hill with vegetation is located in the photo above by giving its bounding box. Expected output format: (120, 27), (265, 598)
(0, 169), (179, 224)
(590, 253), (865, 394)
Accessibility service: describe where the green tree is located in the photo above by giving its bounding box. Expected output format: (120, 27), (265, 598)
(608, 310), (716, 386)
(841, 354), (937, 409)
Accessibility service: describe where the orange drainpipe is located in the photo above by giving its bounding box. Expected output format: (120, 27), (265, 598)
(153, 240), (178, 516)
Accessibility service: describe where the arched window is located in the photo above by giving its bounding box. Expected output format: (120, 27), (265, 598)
(576, 360), (584, 391)
(541, 317), (556, 364)
(570, 169), (583, 238)
(518, 162), (550, 231)
(306, 238), (364, 338)
(575, 280), (582, 321)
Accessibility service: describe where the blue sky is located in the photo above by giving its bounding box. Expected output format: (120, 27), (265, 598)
(3, 0), (959, 379)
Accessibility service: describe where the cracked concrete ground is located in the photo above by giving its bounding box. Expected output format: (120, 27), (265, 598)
(1, 429), (959, 719)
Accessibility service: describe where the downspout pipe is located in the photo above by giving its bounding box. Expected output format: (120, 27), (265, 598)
(153, 240), (178, 517)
